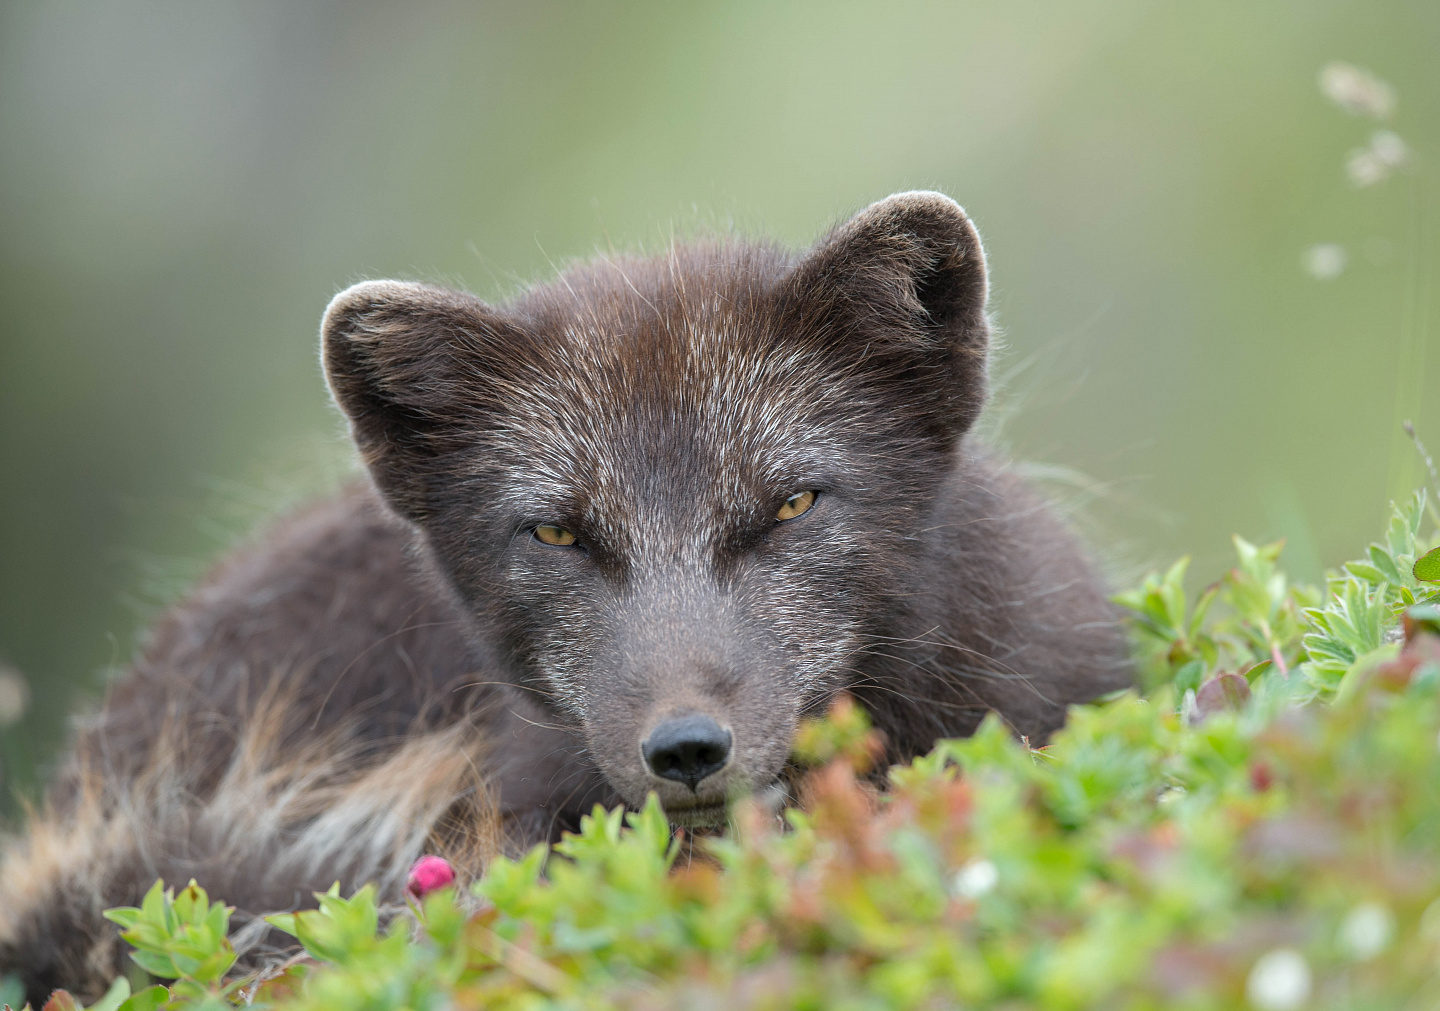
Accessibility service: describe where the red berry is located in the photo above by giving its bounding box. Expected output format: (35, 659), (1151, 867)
(406, 855), (456, 899)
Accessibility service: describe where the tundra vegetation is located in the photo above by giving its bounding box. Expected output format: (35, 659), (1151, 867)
(4, 481), (1439, 1011)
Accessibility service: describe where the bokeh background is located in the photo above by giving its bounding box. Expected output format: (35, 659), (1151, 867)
(1, 1), (1436, 811)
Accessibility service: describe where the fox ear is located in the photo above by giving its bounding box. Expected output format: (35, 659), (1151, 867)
(322, 280), (519, 523)
(785, 191), (991, 435)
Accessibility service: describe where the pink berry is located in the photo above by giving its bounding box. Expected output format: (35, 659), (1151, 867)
(406, 855), (456, 899)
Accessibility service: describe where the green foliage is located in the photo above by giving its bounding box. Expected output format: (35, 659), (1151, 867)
(89, 880), (236, 1010)
(1304, 491), (1435, 700)
(1117, 491), (1437, 710)
(103, 881), (235, 986)
(265, 885), (387, 968)
(1113, 534), (1317, 698)
(40, 491), (1440, 1010)
(20, 880), (239, 1010)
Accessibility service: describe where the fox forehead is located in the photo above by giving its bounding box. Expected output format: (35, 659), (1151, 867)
(472, 264), (865, 517)
(478, 348), (853, 536)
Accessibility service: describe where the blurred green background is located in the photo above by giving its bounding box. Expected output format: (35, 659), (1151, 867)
(1, 1), (1436, 809)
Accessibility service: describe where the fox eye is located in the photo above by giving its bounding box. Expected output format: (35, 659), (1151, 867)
(533, 524), (578, 547)
(776, 490), (818, 522)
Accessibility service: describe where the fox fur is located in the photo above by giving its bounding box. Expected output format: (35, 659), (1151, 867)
(0, 192), (1131, 1000)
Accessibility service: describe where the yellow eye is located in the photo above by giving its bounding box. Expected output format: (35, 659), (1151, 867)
(776, 490), (818, 522)
(534, 524), (578, 547)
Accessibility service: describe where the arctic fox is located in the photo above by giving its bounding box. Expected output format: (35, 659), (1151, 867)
(0, 192), (1131, 998)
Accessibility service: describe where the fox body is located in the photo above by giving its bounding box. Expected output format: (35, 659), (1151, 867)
(0, 192), (1131, 998)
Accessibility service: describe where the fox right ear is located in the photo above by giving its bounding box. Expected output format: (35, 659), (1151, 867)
(783, 191), (991, 438)
(321, 280), (520, 523)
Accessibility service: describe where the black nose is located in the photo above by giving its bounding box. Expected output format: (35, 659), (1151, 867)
(641, 715), (732, 791)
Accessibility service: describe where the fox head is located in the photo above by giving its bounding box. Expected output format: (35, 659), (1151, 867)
(321, 191), (990, 823)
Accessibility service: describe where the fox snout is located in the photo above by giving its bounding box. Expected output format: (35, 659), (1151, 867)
(563, 594), (801, 820)
(641, 714), (733, 791)
(590, 690), (788, 823)
(632, 715), (747, 826)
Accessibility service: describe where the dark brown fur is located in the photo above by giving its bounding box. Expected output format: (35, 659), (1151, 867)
(1, 193), (1131, 1001)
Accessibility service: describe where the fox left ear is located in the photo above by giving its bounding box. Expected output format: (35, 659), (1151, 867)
(783, 191), (991, 436)
(321, 280), (527, 524)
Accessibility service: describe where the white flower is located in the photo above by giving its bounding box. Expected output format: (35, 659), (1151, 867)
(1369, 130), (1408, 167)
(950, 858), (998, 898)
(1318, 62), (1395, 120)
(1346, 130), (1409, 187)
(1303, 244), (1347, 281)
(1339, 902), (1394, 959)
(1246, 948), (1311, 1011)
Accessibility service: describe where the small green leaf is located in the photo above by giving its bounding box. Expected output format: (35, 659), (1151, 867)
(117, 986), (169, 1011)
(127, 949), (179, 979)
(1188, 583), (1221, 639)
(1241, 658), (1274, 682)
(138, 880), (167, 928)
(1345, 561), (1388, 585)
(81, 979), (130, 1011)
(102, 907), (142, 930)
(1367, 544), (1404, 585)
(1415, 547), (1440, 583)
(1173, 659), (1206, 695)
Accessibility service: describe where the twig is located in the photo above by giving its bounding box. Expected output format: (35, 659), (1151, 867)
(1403, 421), (1440, 527)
